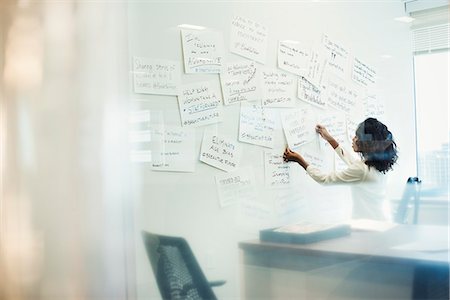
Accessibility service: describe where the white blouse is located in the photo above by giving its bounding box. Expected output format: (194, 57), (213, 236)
(306, 145), (391, 221)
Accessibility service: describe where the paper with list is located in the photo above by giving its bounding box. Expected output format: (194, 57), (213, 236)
(364, 96), (385, 120)
(152, 126), (195, 173)
(133, 57), (180, 95)
(281, 108), (317, 149)
(326, 75), (363, 116)
(278, 41), (310, 76)
(307, 49), (328, 87)
(178, 81), (222, 127)
(215, 167), (256, 207)
(318, 112), (347, 146)
(200, 132), (241, 172)
(220, 61), (260, 105)
(181, 30), (224, 74)
(302, 149), (327, 171)
(239, 102), (275, 148)
(352, 57), (376, 87)
(265, 151), (291, 187)
(322, 34), (350, 79)
(230, 16), (268, 64)
(261, 68), (296, 107)
(298, 76), (325, 108)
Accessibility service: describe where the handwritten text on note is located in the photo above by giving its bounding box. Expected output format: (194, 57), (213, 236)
(200, 131), (241, 172)
(239, 102), (275, 148)
(278, 41), (310, 76)
(265, 151), (291, 187)
(281, 108), (316, 148)
(220, 61), (259, 105)
(181, 30), (224, 74)
(230, 16), (268, 63)
(261, 68), (296, 107)
(133, 57), (180, 95)
(178, 81), (222, 127)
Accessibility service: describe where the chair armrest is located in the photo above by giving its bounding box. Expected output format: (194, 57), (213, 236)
(209, 280), (226, 287)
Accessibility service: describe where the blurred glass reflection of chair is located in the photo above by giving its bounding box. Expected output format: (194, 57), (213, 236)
(394, 177), (422, 224)
(141, 231), (226, 300)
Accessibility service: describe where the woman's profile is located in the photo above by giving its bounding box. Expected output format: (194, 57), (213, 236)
(283, 117), (398, 221)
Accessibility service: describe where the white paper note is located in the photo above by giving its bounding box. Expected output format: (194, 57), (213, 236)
(181, 30), (224, 74)
(261, 68), (296, 107)
(178, 81), (222, 127)
(152, 126), (196, 172)
(200, 131), (241, 172)
(265, 151), (291, 187)
(230, 16), (268, 64)
(298, 76), (325, 108)
(281, 108), (317, 149)
(278, 41), (310, 76)
(326, 75), (363, 116)
(215, 167), (257, 207)
(239, 102), (275, 148)
(322, 34), (350, 79)
(133, 57), (180, 95)
(220, 61), (260, 105)
(352, 57), (377, 87)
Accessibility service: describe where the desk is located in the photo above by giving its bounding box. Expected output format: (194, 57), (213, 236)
(239, 225), (449, 300)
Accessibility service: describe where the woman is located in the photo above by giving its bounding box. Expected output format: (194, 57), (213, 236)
(283, 117), (398, 221)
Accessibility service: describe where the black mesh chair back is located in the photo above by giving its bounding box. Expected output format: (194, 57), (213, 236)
(142, 231), (217, 300)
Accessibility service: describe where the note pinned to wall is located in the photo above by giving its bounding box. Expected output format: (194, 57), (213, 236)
(178, 81), (222, 127)
(281, 108), (317, 149)
(261, 68), (296, 107)
(298, 76), (325, 108)
(239, 102), (275, 148)
(181, 30), (224, 74)
(302, 148), (328, 171)
(352, 57), (377, 88)
(363, 95), (385, 120)
(230, 16), (268, 64)
(318, 112), (347, 147)
(220, 61), (260, 105)
(200, 131), (241, 172)
(326, 75), (363, 117)
(322, 34), (350, 79)
(215, 167), (257, 207)
(307, 49), (328, 88)
(264, 151), (291, 187)
(278, 41), (310, 77)
(133, 57), (181, 95)
(152, 126), (196, 172)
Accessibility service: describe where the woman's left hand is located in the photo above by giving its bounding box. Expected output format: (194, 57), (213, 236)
(283, 147), (301, 163)
(283, 147), (309, 170)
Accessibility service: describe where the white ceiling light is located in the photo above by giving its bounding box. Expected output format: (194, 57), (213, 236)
(394, 16), (416, 23)
(177, 24), (206, 30)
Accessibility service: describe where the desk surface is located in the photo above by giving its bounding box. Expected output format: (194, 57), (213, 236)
(240, 224), (449, 267)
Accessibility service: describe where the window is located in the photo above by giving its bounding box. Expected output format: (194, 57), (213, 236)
(414, 50), (449, 200)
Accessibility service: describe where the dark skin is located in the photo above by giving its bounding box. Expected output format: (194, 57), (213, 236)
(283, 124), (345, 170)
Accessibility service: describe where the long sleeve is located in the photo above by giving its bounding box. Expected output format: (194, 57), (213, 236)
(306, 160), (367, 185)
(334, 145), (358, 166)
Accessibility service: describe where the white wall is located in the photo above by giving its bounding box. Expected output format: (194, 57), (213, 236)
(128, 2), (415, 299)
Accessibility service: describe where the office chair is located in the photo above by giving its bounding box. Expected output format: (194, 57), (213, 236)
(412, 263), (449, 300)
(141, 231), (226, 300)
(394, 177), (422, 224)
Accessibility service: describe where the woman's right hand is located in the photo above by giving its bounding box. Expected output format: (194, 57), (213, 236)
(315, 124), (333, 142)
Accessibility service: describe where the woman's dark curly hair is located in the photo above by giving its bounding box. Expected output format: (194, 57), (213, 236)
(355, 118), (398, 173)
